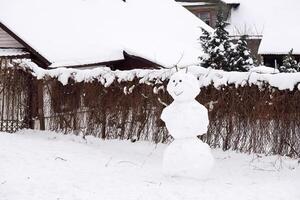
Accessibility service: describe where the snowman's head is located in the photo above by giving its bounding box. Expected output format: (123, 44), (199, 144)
(167, 71), (200, 102)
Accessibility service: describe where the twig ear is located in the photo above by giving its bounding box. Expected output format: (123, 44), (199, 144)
(173, 53), (184, 72)
(185, 67), (188, 73)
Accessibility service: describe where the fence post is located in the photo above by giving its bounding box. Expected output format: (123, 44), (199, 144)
(37, 80), (45, 130)
(27, 76), (35, 129)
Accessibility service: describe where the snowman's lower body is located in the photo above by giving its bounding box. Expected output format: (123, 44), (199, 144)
(163, 137), (214, 179)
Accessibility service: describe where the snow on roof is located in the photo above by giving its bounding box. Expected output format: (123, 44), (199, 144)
(0, 48), (29, 57)
(227, 0), (269, 36)
(177, 0), (239, 6)
(0, 0), (212, 68)
(227, 0), (300, 55)
(178, 2), (214, 7)
(221, 0), (240, 4)
(258, 25), (300, 55)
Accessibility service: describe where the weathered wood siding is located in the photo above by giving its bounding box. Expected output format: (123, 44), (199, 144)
(0, 27), (23, 48)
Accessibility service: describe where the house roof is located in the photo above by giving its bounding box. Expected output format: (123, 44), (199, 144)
(221, 0), (239, 5)
(178, 2), (214, 7)
(0, 0), (212, 69)
(176, 0), (239, 6)
(258, 25), (300, 55)
(226, 0), (300, 55)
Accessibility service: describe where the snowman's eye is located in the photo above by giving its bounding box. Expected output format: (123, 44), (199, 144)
(179, 80), (182, 82)
(173, 80), (175, 83)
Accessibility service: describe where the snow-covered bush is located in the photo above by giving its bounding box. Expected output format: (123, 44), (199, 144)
(280, 49), (299, 73)
(229, 35), (254, 72)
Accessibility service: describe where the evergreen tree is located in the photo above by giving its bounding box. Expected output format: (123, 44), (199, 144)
(230, 35), (254, 72)
(199, 9), (254, 72)
(199, 28), (212, 67)
(208, 10), (231, 70)
(200, 10), (234, 71)
(199, 27), (211, 54)
(280, 49), (299, 73)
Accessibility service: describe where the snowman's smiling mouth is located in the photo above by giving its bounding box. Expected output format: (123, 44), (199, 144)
(174, 91), (183, 96)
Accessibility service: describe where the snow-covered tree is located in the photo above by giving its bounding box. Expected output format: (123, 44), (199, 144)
(200, 10), (255, 72)
(280, 49), (299, 73)
(200, 10), (234, 71)
(199, 28), (212, 68)
(199, 27), (211, 54)
(208, 11), (231, 70)
(229, 35), (254, 72)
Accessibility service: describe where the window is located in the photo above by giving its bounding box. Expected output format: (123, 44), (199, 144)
(198, 12), (211, 26)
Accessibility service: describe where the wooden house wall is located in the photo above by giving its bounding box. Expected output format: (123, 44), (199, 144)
(0, 27), (24, 48)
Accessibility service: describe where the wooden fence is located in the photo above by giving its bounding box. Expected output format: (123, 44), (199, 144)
(0, 58), (33, 132)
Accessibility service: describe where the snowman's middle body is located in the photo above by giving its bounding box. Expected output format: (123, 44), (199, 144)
(161, 71), (214, 179)
(161, 100), (208, 139)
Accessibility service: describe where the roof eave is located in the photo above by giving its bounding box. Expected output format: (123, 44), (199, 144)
(0, 22), (52, 68)
(48, 59), (125, 69)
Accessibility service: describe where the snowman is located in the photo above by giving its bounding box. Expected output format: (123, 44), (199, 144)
(161, 70), (214, 179)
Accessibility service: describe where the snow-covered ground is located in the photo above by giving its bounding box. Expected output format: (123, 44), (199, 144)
(0, 130), (299, 200)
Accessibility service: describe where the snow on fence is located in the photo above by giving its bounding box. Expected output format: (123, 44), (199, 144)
(2, 59), (300, 158)
(17, 59), (300, 91)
